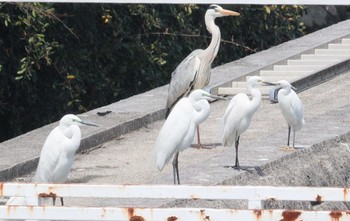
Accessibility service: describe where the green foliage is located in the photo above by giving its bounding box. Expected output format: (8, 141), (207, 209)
(0, 3), (306, 142)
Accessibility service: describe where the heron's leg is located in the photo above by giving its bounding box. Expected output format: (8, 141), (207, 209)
(287, 125), (291, 146)
(172, 152), (180, 185)
(225, 136), (258, 173)
(191, 126), (214, 149)
(279, 126), (295, 151)
(234, 137), (240, 170)
(60, 197), (64, 206)
(196, 126), (202, 148)
(52, 196), (56, 206)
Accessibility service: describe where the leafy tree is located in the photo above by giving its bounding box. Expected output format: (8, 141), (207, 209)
(0, 3), (306, 142)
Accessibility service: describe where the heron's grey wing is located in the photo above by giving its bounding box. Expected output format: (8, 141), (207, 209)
(166, 49), (202, 116)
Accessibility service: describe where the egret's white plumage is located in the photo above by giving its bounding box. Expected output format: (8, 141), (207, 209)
(155, 89), (223, 184)
(5, 114), (98, 208)
(33, 114), (98, 205)
(275, 80), (305, 149)
(221, 76), (266, 170)
(165, 5), (239, 148)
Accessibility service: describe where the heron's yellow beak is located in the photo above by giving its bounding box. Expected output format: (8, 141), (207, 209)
(218, 8), (240, 16)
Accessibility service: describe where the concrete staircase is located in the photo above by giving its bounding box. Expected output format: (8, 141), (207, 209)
(218, 36), (350, 97)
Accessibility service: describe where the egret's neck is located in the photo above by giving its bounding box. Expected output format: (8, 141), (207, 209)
(191, 98), (211, 125)
(248, 85), (262, 113)
(201, 16), (221, 64)
(279, 87), (291, 96)
(68, 125), (81, 153)
(61, 125), (73, 138)
(60, 125), (81, 154)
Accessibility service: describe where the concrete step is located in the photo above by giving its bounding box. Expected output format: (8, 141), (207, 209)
(300, 54), (348, 60)
(218, 37), (350, 97)
(328, 44), (350, 49)
(231, 81), (247, 87)
(273, 64), (323, 71)
(314, 48), (350, 55)
(246, 75), (297, 82)
(259, 71), (308, 77)
(218, 86), (273, 96)
(231, 81), (276, 88)
(287, 59), (337, 66)
(342, 38), (350, 44)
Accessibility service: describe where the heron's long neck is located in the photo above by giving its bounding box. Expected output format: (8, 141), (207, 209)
(202, 17), (221, 64)
(248, 86), (262, 113)
(191, 98), (211, 125)
(279, 87), (291, 96)
(65, 125), (81, 154)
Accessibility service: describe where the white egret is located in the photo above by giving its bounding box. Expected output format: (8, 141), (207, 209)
(273, 80), (305, 150)
(33, 114), (99, 205)
(221, 76), (269, 170)
(166, 5), (240, 149)
(155, 89), (225, 184)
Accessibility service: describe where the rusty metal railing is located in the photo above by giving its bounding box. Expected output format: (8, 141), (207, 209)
(1, 183), (350, 220)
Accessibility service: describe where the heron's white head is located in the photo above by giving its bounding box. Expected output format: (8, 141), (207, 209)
(206, 5), (240, 19)
(190, 89), (226, 102)
(275, 80), (297, 90)
(247, 76), (287, 88)
(59, 114), (99, 128)
(247, 76), (263, 86)
(247, 76), (270, 88)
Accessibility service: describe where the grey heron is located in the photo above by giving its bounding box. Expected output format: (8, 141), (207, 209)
(166, 4), (240, 149)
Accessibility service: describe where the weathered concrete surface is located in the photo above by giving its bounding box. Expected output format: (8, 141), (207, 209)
(4, 70), (350, 210)
(1, 19), (350, 210)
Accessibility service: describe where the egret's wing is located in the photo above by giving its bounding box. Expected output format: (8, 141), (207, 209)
(291, 92), (304, 118)
(221, 94), (248, 147)
(50, 154), (74, 183)
(166, 50), (202, 117)
(279, 90), (304, 130)
(33, 127), (64, 183)
(154, 99), (192, 171)
(289, 91), (305, 128)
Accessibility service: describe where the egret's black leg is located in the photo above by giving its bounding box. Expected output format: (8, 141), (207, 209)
(234, 137), (240, 170)
(172, 152), (180, 185)
(60, 197), (64, 206)
(224, 136), (257, 172)
(287, 125), (291, 146)
(52, 196), (56, 206)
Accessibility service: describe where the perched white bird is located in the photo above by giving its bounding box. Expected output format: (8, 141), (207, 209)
(274, 80), (305, 149)
(155, 89), (224, 184)
(166, 5), (239, 149)
(221, 76), (269, 170)
(33, 114), (98, 205)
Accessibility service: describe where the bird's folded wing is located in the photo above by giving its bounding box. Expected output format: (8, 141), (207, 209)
(166, 50), (202, 113)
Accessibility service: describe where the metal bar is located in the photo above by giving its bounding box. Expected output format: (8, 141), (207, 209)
(1, 183), (350, 202)
(1, 206), (350, 221)
(3, 0), (350, 5)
